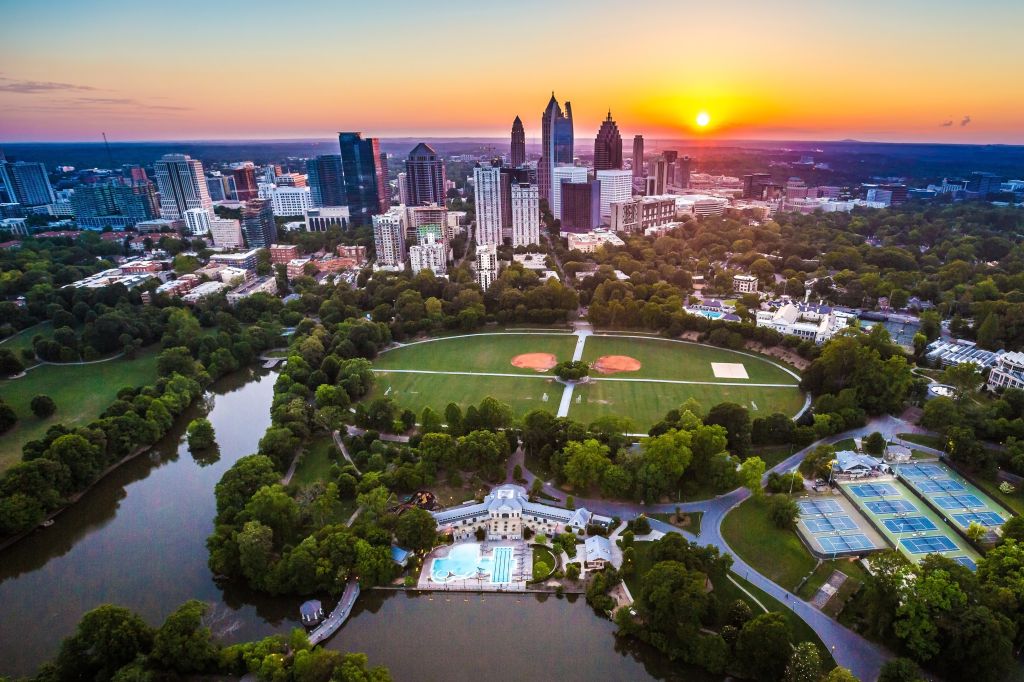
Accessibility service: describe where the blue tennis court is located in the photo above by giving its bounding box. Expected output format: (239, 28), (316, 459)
(798, 499), (843, 516)
(953, 556), (978, 570)
(850, 483), (899, 498)
(899, 463), (946, 478)
(865, 499), (915, 514)
(883, 516), (937, 533)
(901, 535), (958, 554)
(934, 494), (984, 510)
(952, 511), (1005, 527)
(491, 546), (513, 583)
(916, 479), (966, 493)
(805, 516), (858, 533)
(818, 534), (874, 553)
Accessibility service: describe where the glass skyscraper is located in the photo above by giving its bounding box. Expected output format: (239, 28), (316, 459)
(538, 94), (573, 204)
(306, 154), (345, 208)
(338, 132), (388, 225)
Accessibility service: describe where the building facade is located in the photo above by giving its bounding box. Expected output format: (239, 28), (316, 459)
(510, 115), (526, 167)
(305, 206), (350, 232)
(538, 94), (574, 204)
(0, 160), (55, 206)
(595, 169), (632, 219)
(593, 111), (623, 171)
(372, 207), (407, 268)
(608, 196), (676, 233)
(240, 199), (278, 248)
(405, 143), (447, 207)
(409, 231), (448, 277)
(733, 274), (759, 294)
(209, 217), (243, 248)
(183, 208), (213, 236)
(475, 244), (499, 291)
(306, 154), (345, 208)
(473, 164), (503, 246)
(270, 186), (313, 216)
(510, 183), (540, 247)
(988, 352), (1024, 392)
(339, 132), (388, 225)
(551, 165), (588, 220)
(560, 179), (601, 233)
(154, 154), (213, 220)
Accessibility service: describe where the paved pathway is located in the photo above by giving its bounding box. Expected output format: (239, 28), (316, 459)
(332, 430), (362, 474)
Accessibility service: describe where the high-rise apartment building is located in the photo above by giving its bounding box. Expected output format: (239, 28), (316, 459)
(674, 155), (692, 189)
(551, 165), (588, 220)
(407, 204), (449, 247)
(510, 116), (526, 167)
(510, 183), (540, 247)
(306, 155), (345, 207)
(409, 231), (448, 277)
(270, 186), (313, 216)
(339, 132), (388, 225)
(475, 244), (499, 291)
(632, 135), (645, 192)
(240, 198), (277, 248)
(397, 172), (410, 205)
(184, 208), (213, 236)
(209, 217), (244, 248)
(473, 164), (503, 246)
(153, 154), (212, 220)
(595, 170), (632, 219)
(538, 93), (574, 204)
(661, 151), (678, 186)
(372, 207), (407, 269)
(560, 180), (601, 233)
(230, 164), (259, 201)
(0, 160), (56, 206)
(593, 111), (623, 171)
(405, 143), (447, 207)
(651, 158), (668, 195)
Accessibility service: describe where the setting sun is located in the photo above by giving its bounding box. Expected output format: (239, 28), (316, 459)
(696, 111), (711, 127)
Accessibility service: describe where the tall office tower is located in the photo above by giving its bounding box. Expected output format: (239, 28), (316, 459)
(593, 111), (623, 171)
(475, 244), (499, 291)
(230, 164), (259, 201)
(551, 165), (588, 220)
(372, 207), (407, 268)
(560, 180), (601, 233)
(595, 170), (632, 219)
(206, 173), (229, 202)
(652, 158), (668, 195)
(510, 182), (540, 247)
(397, 172), (410, 205)
(631, 135), (645, 192)
(538, 93), (574, 204)
(661, 150), (678, 186)
(405, 143), (447, 207)
(209, 217), (244, 248)
(153, 153), (212, 220)
(0, 160), (56, 206)
(306, 155), (345, 207)
(409, 231), (448, 277)
(473, 164), (503, 246)
(510, 116), (526, 167)
(498, 166), (530, 239)
(184, 208), (213, 236)
(675, 155), (692, 189)
(338, 132), (388, 225)
(240, 198), (277, 248)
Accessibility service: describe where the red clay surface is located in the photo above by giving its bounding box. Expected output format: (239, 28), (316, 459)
(592, 355), (642, 374)
(511, 353), (558, 372)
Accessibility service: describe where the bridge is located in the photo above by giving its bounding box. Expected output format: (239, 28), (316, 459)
(309, 580), (360, 646)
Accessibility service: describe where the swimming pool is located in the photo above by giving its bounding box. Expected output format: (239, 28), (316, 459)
(687, 309), (724, 320)
(431, 543), (492, 582)
(491, 546), (513, 584)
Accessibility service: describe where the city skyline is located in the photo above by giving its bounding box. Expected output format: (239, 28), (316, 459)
(1, 0), (1022, 144)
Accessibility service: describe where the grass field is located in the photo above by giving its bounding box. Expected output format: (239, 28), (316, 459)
(569, 380), (806, 431)
(371, 371), (560, 417)
(0, 322), (54, 357)
(584, 335), (799, 384)
(375, 333), (578, 375)
(721, 496), (818, 591)
(291, 435), (339, 487)
(0, 346), (160, 472)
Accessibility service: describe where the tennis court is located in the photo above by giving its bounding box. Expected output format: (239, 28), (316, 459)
(883, 516), (937, 533)
(896, 461), (1009, 539)
(805, 516), (859, 533)
(850, 483), (899, 498)
(901, 536), (958, 554)
(795, 494), (885, 557)
(954, 556), (978, 570)
(819, 535), (874, 553)
(866, 500), (915, 514)
(798, 499), (843, 516)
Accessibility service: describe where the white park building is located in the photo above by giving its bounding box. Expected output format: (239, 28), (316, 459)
(432, 484), (612, 541)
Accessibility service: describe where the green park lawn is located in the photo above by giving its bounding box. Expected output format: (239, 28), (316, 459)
(291, 435), (339, 487)
(371, 370), (560, 418)
(532, 545), (557, 580)
(721, 496), (818, 591)
(0, 346), (161, 472)
(0, 321), (54, 358)
(583, 335), (800, 384)
(569, 380), (806, 432)
(374, 332), (578, 375)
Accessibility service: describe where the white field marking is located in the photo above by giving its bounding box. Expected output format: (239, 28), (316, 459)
(372, 368), (797, 388)
(751, 401), (758, 411)
(376, 331), (574, 356)
(711, 362), (749, 379)
(384, 386), (392, 396)
(542, 393), (549, 402)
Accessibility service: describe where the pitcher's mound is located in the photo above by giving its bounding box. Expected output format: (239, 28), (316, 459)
(593, 355), (642, 374)
(511, 353), (558, 372)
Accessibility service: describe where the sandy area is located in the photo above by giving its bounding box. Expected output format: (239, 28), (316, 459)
(711, 362), (749, 379)
(593, 355), (642, 374)
(511, 353), (558, 371)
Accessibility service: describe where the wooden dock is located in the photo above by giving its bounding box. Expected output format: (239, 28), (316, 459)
(309, 580), (360, 646)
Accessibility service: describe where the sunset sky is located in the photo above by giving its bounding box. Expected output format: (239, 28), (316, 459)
(2, 0), (1022, 144)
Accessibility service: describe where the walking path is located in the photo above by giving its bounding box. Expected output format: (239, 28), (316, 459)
(555, 325), (592, 417)
(308, 580), (360, 646)
(332, 430), (362, 474)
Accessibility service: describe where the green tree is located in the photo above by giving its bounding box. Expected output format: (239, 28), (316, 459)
(739, 456), (766, 497)
(0, 399), (17, 433)
(706, 402), (752, 457)
(395, 507), (437, 552)
(784, 642), (821, 682)
(151, 599), (218, 673)
(562, 439), (612, 490)
(894, 568), (967, 660)
(635, 429), (693, 501)
(214, 455), (279, 524)
(823, 667), (859, 682)
(941, 362), (983, 402)
(767, 493), (799, 529)
(30, 394), (57, 418)
(186, 417), (216, 451)
(638, 561), (710, 642)
(736, 612), (793, 682)
(54, 604), (154, 682)
(864, 431), (886, 455)
(878, 658), (924, 682)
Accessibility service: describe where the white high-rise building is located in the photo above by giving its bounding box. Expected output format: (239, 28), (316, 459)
(183, 208), (213, 236)
(397, 172), (410, 205)
(409, 231), (448, 277)
(552, 165), (588, 220)
(153, 154), (212, 220)
(372, 207), (407, 269)
(473, 165), (503, 246)
(475, 244), (499, 291)
(209, 218), (244, 248)
(510, 183), (540, 247)
(595, 170), (632, 219)
(270, 186), (313, 216)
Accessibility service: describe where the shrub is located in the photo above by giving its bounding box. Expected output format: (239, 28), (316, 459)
(30, 394), (57, 419)
(767, 494), (799, 529)
(186, 418), (216, 451)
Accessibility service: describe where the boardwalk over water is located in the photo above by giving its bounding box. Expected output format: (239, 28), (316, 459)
(309, 580), (360, 646)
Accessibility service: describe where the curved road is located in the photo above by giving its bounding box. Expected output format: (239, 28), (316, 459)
(507, 414), (927, 680)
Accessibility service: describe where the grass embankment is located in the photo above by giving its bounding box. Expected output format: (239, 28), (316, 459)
(721, 496), (817, 590)
(532, 545), (556, 580)
(0, 346), (160, 472)
(291, 436), (339, 486)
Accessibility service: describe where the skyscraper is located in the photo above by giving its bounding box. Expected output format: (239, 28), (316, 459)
(240, 198), (277, 248)
(593, 111), (623, 171)
(675, 155), (692, 189)
(551, 166), (588, 220)
(0, 160), (56, 206)
(397, 172), (410, 205)
(560, 180), (601, 233)
(405, 143), (447, 207)
(510, 182), (540, 247)
(230, 164), (259, 201)
(595, 170), (632, 219)
(510, 116), (526, 167)
(153, 153), (212, 220)
(661, 150), (678, 186)
(473, 164), (503, 246)
(306, 155), (345, 208)
(632, 135), (645, 192)
(338, 132), (388, 225)
(538, 93), (574, 204)
(372, 207), (407, 269)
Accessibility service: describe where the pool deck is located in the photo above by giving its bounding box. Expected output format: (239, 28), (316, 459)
(418, 541), (531, 591)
